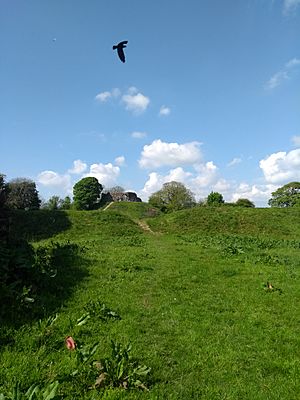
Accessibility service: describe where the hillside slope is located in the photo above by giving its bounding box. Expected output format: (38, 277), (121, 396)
(147, 206), (300, 238)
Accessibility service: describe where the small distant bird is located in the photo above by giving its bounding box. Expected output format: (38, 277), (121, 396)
(113, 40), (128, 63)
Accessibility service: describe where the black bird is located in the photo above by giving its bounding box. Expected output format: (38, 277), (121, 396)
(113, 40), (128, 63)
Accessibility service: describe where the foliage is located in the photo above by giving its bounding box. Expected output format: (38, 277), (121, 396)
(73, 177), (103, 210)
(268, 181), (300, 207)
(60, 196), (72, 210)
(148, 181), (195, 213)
(41, 196), (72, 211)
(0, 381), (59, 400)
(235, 198), (255, 208)
(0, 240), (82, 320)
(206, 191), (224, 206)
(6, 179), (41, 210)
(95, 340), (151, 390)
(76, 300), (121, 326)
(42, 196), (62, 211)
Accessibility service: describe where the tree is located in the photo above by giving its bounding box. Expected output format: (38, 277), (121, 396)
(268, 182), (300, 207)
(148, 181), (195, 212)
(235, 198), (255, 208)
(43, 195), (62, 210)
(6, 178), (41, 210)
(73, 177), (103, 210)
(206, 191), (224, 206)
(60, 196), (72, 210)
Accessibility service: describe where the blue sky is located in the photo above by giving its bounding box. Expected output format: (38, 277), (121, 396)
(1, 0), (300, 206)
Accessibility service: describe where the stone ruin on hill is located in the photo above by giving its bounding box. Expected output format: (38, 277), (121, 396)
(101, 191), (142, 204)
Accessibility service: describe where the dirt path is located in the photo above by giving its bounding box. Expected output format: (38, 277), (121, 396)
(135, 219), (156, 234)
(102, 202), (114, 211)
(102, 202), (157, 234)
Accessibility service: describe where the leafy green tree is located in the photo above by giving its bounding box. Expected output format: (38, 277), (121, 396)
(60, 196), (72, 210)
(43, 195), (62, 210)
(73, 177), (103, 210)
(148, 181), (195, 212)
(235, 198), (255, 208)
(6, 178), (41, 210)
(206, 191), (224, 206)
(268, 182), (300, 207)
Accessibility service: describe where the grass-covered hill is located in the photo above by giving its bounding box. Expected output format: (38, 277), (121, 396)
(1, 204), (300, 399)
(147, 205), (300, 238)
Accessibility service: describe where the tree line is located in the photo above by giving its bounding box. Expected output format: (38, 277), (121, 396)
(1, 173), (300, 212)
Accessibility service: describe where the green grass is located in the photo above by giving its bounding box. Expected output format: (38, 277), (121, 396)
(1, 204), (300, 399)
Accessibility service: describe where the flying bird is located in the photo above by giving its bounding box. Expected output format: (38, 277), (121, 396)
(113, 40), (128, 63)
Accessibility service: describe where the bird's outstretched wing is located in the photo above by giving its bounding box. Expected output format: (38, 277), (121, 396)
(119, 40), (128, 46)
(117, 47), (125, 63)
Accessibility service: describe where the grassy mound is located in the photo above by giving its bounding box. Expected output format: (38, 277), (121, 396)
(104, 202), (160, 220)
(147, 206), (300, 238)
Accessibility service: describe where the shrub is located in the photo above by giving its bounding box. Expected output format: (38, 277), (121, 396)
(235, 198), (255, 208)
(206, 191), (224, 206)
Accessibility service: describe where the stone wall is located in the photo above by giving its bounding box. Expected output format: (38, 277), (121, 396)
(102, 191), (141, 204)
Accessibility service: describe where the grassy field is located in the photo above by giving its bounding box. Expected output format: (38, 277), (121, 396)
(1, 204), (300, 399)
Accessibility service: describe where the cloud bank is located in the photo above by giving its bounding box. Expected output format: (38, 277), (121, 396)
(139, 139), (202, 169)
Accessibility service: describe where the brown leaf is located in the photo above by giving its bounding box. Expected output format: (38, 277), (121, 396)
(94, 373), (107, 388)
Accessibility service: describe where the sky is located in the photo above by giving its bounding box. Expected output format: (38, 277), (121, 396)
(1, 0), (300, 206)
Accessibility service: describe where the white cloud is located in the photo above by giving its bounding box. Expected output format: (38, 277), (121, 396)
(84, 162), (120, 187)
(285, 58), (300, 68)
(95, 87), (149, 114)
(283, 0), (300, 15)
(291, 135), (300, 146)
(265, 70), (289, 90)
(140, 168), (193, 200)
(68, 159), (87, 174)
(95, 91), (112, 102)
(192, 161), (218, 188)
(227, 157), (242, 167)
(131, 131), (147, 139)
(159, 105), (171, 116)
(265, 57), (300, 90)
(213, 178), (232, 193)
(115, 156), (125, 166)
(259, 148), (300, 183)
(230, 183), (277, 204)
(37, 171), (72, 192)
(122, 88), (150, 114)
(95, 88), (121, 102)
(139, 139), (202, 169)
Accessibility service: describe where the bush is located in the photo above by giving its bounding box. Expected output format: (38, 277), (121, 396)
(206, 191), (224, 206)
(0, 240), (82, 320)
(235, 198), (255, 208)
